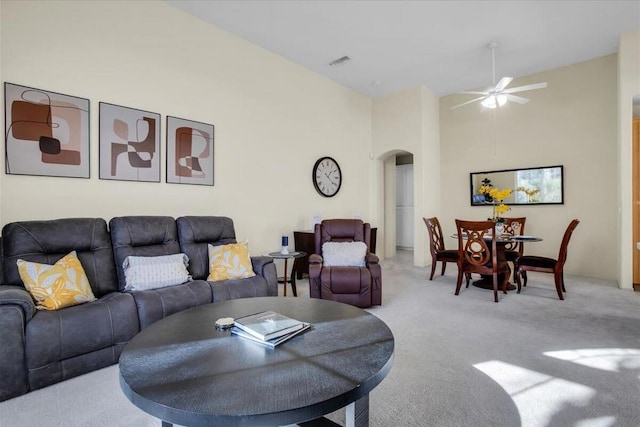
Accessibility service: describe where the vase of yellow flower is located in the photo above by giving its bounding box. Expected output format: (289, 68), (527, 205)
(478, 185), (512, 223)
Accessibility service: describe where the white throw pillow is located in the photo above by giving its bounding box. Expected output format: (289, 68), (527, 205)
(123, 253), (192, 291)
(322, 241), (367, 267)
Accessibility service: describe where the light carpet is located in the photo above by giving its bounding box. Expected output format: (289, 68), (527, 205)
(1, 251), (639, 427)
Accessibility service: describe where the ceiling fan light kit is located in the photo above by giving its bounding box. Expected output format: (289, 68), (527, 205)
(481, 94), (507, 109)
(451, 41), (547, 110)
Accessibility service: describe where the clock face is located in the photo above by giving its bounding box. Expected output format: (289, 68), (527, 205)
(312, 156), (342, 197)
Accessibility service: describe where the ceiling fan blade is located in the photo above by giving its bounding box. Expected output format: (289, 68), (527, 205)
(502, 82), (548, 94)
(494, 77), (513, 92)
(505, 94), (530, 104)
(451, 96), (487, 110)
(458, 91), (489, 95)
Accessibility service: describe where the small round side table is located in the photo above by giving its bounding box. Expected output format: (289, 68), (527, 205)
(267, 251), (307, 296)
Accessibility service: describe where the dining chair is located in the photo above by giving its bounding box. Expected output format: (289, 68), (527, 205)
(424, 217), (459, 280)
(514, 219), (580, 300)
(502, 217), (527, 279)
(455, 219), (510, 303)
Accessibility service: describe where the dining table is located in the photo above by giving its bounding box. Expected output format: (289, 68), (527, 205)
(452, 233), (543, 291)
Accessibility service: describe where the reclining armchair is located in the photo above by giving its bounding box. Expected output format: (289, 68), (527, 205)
(308, 219), (381, 308)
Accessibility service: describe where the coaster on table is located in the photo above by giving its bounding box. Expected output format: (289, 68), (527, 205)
(215, 317), (235, 330)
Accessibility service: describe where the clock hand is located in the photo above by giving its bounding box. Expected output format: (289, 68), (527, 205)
(324, 172), (336, 186)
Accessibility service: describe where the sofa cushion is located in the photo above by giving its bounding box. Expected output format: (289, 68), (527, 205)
(109, 216), (182, 291)
(25, 291), (139, 391)
(323, 266), (370, 294)
(17, 251), (97, 310)
(322, 241), (367, 267)
(210, 274), (273, 302)
(207, 242), (255, 282)
(176, 216), (237, 280)
(122, 253), (191, 291)
(1, 218), (118, 298)
(176, 216), (278, 298)
(129, 280), (212, 329)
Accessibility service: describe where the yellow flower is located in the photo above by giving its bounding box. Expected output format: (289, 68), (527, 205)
(495, 203), (510, 215)
(486, 187), (511, 202)
(478, 185), (493, 195)
(516, 186), (540, 202)
(516, 186), (540, 196)
(478, 185), (513, 219)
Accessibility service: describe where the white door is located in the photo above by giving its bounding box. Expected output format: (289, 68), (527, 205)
(396, 164), (414, 249)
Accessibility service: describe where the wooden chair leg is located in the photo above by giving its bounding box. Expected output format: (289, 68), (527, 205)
(465, 272), (471, 288)
(429, 260), (436, 280)
(554, 271), (565, 300)
(455, 270), (464, 295)
(492, 273), (499, 302)
(441, 262), (447, 276)
(516, 268), (523, 293)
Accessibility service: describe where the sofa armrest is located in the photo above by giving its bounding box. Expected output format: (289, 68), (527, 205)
(308, 254), (323, 299)
(309, 254), (323, 265)
(365, 253), (380, 265)
(250, 256), (278, 296)
(0, 285), (32, 401)
(308, 254), (323, 278)
(0, 285), (36, 322)
(250, 256), (273, 276)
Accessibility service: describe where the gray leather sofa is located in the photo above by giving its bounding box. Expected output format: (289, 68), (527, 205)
(0, 215), (277, 401)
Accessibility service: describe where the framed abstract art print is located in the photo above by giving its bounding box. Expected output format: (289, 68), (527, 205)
(166, 116), (214, 186)
(99, 102), (161, 182)
(4, 82), (90, 178)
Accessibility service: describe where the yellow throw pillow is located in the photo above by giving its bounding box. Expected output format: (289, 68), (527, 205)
(17, 251), (97, 310)
(207, 242), (256, 282)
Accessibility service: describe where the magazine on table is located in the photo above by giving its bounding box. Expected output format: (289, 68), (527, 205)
(231, 322), (311, 348)
(233, 310), (306, 341)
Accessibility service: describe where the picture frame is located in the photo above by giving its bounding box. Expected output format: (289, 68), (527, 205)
(99, 102), (161, 182)
(469, 165), (564, 206)
(166, 116), (214, 186)
(4, 82), (90, 178)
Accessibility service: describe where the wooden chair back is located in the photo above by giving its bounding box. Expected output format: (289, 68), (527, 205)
(424, 217), (446, 257)
(455, 220), (496, 272)
(424, 217), (458, 280)
(455, 219), (509, 302)
(502, 217), (527, 254)
(556, 219), (580, 272)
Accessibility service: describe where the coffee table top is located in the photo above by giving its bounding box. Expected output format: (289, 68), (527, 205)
(119, 297), (394, 426)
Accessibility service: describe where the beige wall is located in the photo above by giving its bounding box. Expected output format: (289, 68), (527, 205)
(618, 29), (640, 289)
(440, 55), (618, 280)
(371, 86), (440, 266)
(373, 88), (423, 260)
(0, 1), (373, 258)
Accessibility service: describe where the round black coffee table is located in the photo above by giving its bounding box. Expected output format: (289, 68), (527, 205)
(119, 297), (394, 426)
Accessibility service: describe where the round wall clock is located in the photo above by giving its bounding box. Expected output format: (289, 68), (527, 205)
(312, 156), (342, 197)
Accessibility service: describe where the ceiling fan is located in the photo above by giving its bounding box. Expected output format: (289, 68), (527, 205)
(451, 41), (547, 110)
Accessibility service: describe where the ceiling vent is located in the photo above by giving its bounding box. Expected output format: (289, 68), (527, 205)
(329, 56), (351, 66)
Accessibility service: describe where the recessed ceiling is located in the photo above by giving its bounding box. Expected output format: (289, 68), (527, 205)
(165, 0), (640, 98)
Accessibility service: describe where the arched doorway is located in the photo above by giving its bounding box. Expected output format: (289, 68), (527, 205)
(377, 149), (421, 264)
